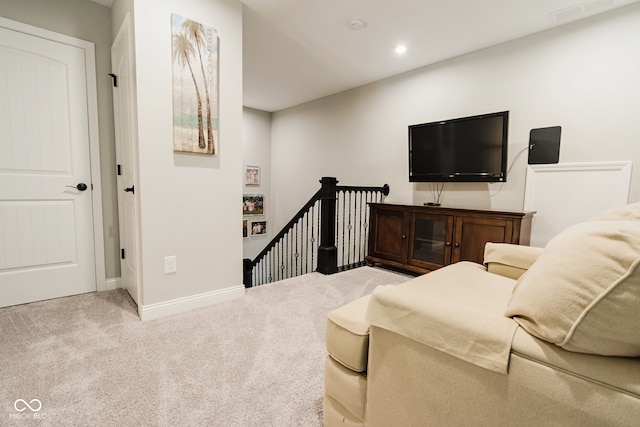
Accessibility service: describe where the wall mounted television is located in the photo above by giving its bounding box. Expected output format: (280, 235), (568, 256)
(409, 111), (509, 183)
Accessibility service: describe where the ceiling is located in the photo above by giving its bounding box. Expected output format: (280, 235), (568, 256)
(89, 0), (638, 112)
(242, 0), (638, 112)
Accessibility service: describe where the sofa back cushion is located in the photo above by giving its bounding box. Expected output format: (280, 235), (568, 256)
(504, 210), (640, 356)
(589, 202), (640, 221)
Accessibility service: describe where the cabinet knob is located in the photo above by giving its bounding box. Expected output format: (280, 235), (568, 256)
(445, 242), (451, 247)
(402, 234), (406, 239)
(454, 242), (460, 248)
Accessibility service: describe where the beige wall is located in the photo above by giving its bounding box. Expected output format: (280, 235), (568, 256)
(269, 3), (640, 230)
(124, 0), (244, 306)
(0, 0), (120, 279)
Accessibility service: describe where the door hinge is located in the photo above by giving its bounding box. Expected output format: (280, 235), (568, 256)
(117, 164), (122, 175)
(108, 73), (118, 87)
(121, 248), (125, 259)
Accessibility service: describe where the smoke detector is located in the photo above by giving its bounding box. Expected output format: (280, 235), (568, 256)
(347, 17), (367, 30)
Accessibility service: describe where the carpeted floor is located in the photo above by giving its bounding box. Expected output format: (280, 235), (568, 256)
(0, 266), (410, 426)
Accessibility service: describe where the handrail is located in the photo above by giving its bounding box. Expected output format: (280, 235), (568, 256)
(336, 183), (390, 195)
(250, 188), (322, 264)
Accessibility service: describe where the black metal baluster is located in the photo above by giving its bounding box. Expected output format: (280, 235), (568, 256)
(336, 190), (344, 270)
(310, 207), (314, 273)
(278, 242), (282, 281)
(350, 191), (355, 268)
(289, 224), (292, 279)
(357, 191), (363, 266)
(364, 191), (371, 263)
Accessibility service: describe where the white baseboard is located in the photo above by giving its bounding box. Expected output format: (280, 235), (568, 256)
(138, 285), (246, 321)
(104, 277), (122, 291)
(96, 277), (122, 292)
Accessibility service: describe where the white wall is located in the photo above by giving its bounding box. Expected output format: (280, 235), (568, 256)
(127, 0), (243, 307)
(270, 4), (640, 230)
(242, 107), (272, 260)
(0, 0), (120, 279)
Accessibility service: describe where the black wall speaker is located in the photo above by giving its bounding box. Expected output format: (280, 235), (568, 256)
(528, 126), (561, 164)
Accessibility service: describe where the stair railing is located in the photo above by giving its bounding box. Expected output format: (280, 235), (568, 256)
(243, 177), (389, 287)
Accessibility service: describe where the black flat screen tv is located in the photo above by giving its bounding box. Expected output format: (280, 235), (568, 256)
(409, 111), (509, 182)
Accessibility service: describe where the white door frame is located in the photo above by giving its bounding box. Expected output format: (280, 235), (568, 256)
(0, 16), (106, 292)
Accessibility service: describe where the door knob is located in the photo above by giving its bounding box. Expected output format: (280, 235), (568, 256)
(66, 183), (88, 191)
(124, 186), (135, 194)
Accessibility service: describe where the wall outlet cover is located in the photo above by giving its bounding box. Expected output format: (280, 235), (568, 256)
(164, 256), (177, 274)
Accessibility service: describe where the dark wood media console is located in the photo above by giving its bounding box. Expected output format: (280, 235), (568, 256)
(365, 203), (534, 275)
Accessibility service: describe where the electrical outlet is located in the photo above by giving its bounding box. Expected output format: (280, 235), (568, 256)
(164, 256), (177, 274)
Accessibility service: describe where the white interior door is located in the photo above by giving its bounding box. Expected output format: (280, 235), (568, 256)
(0, 21), (97, 307)
(112, 14), (141, 306)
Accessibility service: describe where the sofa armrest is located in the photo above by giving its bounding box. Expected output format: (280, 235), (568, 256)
(366, 285), (518, 374)
(484, 243), (544, 280)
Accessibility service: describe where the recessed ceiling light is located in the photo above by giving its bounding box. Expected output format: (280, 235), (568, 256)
(395, 45), (407, 55)
(347, 17), (367, 30)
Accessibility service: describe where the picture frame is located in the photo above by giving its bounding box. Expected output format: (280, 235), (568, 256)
(243, 220), (248, 238)
(243, 194), (264, 215)
(245, 165), (260, 185)
(251, 220), (267, 236)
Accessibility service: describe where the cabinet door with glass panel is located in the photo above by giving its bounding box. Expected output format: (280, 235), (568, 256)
(408, 212), (454, 271)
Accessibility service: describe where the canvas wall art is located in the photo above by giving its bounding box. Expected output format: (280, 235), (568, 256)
(171, 14), (219, 154)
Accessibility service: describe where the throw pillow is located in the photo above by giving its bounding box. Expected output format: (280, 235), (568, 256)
(504, 219), (640, 356)
(589, 202), (640, 221)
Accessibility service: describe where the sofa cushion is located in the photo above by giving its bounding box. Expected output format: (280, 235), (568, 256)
(326, 295), (371, 372)
(505, 218), (640, 356)
(367, 262), (519, 374)
(323, 395), (364, 427)
(484, 243), (544, 280)
(324, 356), (367, 421)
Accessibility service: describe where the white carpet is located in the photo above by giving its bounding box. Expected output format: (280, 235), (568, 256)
(0, 267), (410, 426)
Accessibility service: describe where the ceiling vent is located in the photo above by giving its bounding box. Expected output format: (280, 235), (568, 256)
(550, 0), (628, 23)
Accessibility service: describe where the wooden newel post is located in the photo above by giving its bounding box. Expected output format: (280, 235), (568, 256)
(317, 177), (338, 275)
(242, 258), (253, 288)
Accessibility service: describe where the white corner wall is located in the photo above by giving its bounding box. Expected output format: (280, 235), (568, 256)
(242, 107), (272, 260)
(270, 4), (640, 229)
(130, 0), (244, 310)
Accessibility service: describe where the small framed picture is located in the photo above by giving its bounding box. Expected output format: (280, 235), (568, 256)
(243, 194), (264, 215)
(243, 220), (248, 238)
(245, 165), (260, 185)
(251, 220), (267, 236)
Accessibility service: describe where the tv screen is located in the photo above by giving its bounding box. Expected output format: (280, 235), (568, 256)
(409, 111), (509, 182)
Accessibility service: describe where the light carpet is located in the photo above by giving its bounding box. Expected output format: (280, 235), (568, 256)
(0, 266), (410, 426)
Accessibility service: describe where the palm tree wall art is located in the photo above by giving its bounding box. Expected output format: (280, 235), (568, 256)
(171, 14), (218, 154)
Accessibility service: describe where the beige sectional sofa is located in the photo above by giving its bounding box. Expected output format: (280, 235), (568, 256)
(324, 203), (640, 426)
